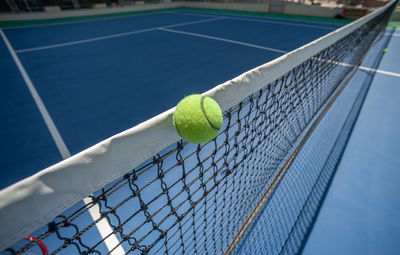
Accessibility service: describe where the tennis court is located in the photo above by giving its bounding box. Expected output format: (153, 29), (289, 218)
(1, 9), (341, 189)
(0, 2), (399, 255)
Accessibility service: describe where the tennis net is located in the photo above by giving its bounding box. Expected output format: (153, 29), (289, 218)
(0, 1), (397, 254)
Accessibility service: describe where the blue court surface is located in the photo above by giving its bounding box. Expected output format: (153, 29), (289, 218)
(0, 10), (340, 189)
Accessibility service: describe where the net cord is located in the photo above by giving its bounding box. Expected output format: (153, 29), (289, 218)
(0, 1), (396, 250)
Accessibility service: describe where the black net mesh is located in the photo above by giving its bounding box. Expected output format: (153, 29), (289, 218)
(4, 2), (397, 255)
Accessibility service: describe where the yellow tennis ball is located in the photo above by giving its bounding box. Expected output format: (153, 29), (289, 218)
(173, 94), (223, 144)
(382, 48), (387, 53)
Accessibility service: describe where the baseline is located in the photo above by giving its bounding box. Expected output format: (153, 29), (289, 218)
(174, 11), (339, 30)
(15, 17), (225, 53)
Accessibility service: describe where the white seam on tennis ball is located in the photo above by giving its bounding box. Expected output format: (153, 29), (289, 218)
(200, 95), (220, 131)
(172, 115), (184, 138)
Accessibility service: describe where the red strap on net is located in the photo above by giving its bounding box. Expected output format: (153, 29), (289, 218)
(24, 235), (48, 255)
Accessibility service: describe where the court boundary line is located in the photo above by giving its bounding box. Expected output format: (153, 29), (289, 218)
(2, 9), (179, 30)
(15, 16), (225, 53)
(174, 9), (347, 27)
(357, 65), (400, 77)
(160, 27), (400, 78)
(15, 27), (159, 53)
(0, 29), (70, 159)
(176, 10), (400, 33)
(174, 11), (338, 30)
(224, 16), (337, 30)
(158, 27), (287, 53)
(315, 57), (400, 78)
(0, 28), (126, 255)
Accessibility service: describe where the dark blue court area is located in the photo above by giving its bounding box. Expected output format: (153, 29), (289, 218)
(0, 10), (340, 189)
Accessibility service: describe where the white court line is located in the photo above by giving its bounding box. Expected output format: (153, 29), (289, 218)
(4, 10), (179, 30)
(175, 10), (343, 27)
(15, 16), (225, 53)
(173, 11), (222, 18)
(222, 16), (336, 30)
(16, 27), (157, 53)
(177, 10), (337, 30)
(0, 29), (70, 159)
(178, 12), (397, 36)
(0, 28), (126, 255)
(358, 66), (400, 77)
(158, 27), (287, 54)
(82, 197), (126, 255)
(164, 16), (225, 28)
(160, 27), (400, 78)
(315, 58), (400, 78)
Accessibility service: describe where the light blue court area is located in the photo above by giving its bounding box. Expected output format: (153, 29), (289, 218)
(302, 31), (400, 255)
(378, 33), (400, 74)
(0, 10), (339, 189)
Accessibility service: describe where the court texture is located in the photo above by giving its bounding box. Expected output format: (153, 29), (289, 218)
(1, 6), (400, 254)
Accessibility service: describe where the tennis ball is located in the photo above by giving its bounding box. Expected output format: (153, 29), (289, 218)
(173, 94), (223, 144)
(382, 48), (387, 53)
